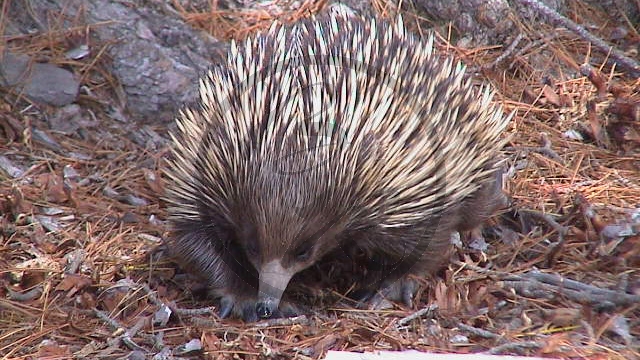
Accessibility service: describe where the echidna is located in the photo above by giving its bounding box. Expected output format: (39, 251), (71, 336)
(164, 11), (512, 321)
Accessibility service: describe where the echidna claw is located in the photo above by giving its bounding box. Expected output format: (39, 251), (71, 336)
(217, 295), (259, 322)
(218, 296), (234, 319)
(217, 294), (303, 321)
(279, 302), (304, 318)
(349, 288), (377, 305)
(367, 277), (417, 310)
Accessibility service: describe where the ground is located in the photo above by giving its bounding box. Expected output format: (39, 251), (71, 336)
(1, 1), (639, 359)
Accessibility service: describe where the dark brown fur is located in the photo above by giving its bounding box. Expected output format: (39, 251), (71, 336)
(167, 168), (506, 320)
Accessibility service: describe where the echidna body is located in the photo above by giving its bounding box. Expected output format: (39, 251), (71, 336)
(164, 12), (511, 321)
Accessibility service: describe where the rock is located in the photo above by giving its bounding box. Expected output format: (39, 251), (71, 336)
(49, 104), (83, 134)
(408, 0), (515, 45)
(0, 51), (79, 106)
(4, 0), (226, 123)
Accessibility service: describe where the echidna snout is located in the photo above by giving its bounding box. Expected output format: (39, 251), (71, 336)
(256, 261), (296, 319)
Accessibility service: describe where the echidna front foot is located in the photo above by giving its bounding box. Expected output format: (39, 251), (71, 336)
(367, 277), (418, 310)
(218, 294), (260, 322)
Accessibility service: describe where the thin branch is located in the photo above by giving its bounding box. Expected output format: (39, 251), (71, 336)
(517, 0), (640, 77)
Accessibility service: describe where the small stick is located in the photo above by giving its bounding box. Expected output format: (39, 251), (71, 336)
(6, 286), (43, 302)
(487, 340), (543, 355)
(518, 209), (568, 237)
(174, 306), (217, 316)
(457, 323), (501, 339)
(483, 33), (525, 70)
(500, 272), (640, 307)
(506, 132), (562, 163)
(253, 315), (311, 328)
(94, 309), (147, 352)
(518, 208), (569, 267)
(397, 304), (439, 326)
(580, 64), (608, 99)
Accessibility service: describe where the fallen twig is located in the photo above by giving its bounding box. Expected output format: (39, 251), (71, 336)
(457, 323), (501, 339)
(517, 208), (569, 267)
(483, 33), (525, 71)
(518, 209), (568, 237)
(487, 340), (543, 355)
(254, 315), (311, 328)
(397, 304), (439, 326)
(500, 271), (640, 308)
(517, 0), (640, 77)
(93, 308), (147, 352)
(506, 133), (562, 162)
(173, 306), (217, 316)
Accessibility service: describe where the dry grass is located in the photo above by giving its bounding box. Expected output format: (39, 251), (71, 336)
(1, 0), (639, 359)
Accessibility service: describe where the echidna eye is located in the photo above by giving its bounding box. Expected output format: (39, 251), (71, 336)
(245, 242), (259, 258)
(294, 245), (312, 262)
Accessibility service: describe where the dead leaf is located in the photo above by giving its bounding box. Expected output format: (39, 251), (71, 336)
(434, 280), (460, 312)
(541, 307), (582, 327)
(77, 292), (97, 309)
(539, 333), (573, 356)
(201, 331), (221, 352)
(100, 286), (129, 313)
(143, 168), (164, 194)
(37, 342), (71, 357)
(44, 173), (69, 203)
(55, 273), (93, 297)
(314, 334), (338, 356)
(7, 186), (32, 215)
(607, 314), (632, 345)
(609, 97), (640, 122)
(542, 85), (561, 107)
(587, 100), (608, 147)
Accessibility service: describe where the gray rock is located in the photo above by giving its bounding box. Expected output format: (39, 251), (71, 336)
(5, 0), (226, 123)
(408, 0), (515, 45)
(0, 51), (79, 106)
(0, 155), (25, 178)
(49, 104), (83, 134)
